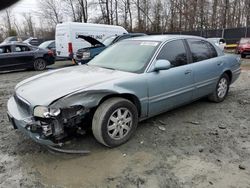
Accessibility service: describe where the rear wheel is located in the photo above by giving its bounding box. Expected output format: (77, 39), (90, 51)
(92, 97), (138, 147)
(34, 58), (47, 71)
(208, 73), (230, 103)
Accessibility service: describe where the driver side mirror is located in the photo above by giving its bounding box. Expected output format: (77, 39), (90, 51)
(154, 59), (171, 71)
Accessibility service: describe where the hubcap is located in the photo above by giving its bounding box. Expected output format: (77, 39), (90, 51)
(107, 108), (132, 140)
(217, 78), (228, 98)
(36, 59), (45, 70)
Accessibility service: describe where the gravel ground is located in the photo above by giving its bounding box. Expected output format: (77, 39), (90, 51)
(0, 59), (250, 188)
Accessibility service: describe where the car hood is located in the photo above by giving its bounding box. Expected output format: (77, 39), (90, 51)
(77, 35), (105, 47)
(239, 43), (250, 48)
(15, 65), (133, 106)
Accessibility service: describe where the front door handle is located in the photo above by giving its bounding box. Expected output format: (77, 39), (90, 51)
(217, 61), (223, 66)
(185, 70), (192, 75)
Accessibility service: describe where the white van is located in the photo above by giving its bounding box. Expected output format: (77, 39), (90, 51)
(55, 22), (128, 59)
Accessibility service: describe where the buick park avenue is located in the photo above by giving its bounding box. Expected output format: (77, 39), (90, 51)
(7, 35), (241, 148)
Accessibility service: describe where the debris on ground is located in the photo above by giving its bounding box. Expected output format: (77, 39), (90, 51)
(185, 121), (200, 125)
(158, 126), (166, 131)
(239, 164), (246, 170)
(218, 124), (227, 129)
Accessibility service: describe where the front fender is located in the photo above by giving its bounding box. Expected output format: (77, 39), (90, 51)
(50, 90), (119, 109)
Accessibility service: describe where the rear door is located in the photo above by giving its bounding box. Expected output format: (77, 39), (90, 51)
(186, 39), (221, 99)
(12, 45), (34, 68)
(147, 39), (195, 116)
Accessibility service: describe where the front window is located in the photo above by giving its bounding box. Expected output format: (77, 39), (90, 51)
(0, 46), (12, 53)
(157, 40), (188, 67)
(89, 40), (160, 73)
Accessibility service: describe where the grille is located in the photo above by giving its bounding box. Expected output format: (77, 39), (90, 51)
(14, 93), (31, 115)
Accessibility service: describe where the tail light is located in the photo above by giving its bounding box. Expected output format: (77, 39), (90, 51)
(68, 42), (73, 54)
(48, 50), (54, 56)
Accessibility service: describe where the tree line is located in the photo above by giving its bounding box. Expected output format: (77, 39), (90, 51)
(0, 0), (249, 40)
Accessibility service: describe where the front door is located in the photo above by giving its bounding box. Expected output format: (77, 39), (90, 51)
(147, 39), (194, 116)
(0, 45), (17, 71)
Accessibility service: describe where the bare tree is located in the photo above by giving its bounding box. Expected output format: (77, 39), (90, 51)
(39, 0), (63, 26)
(23, 13), (35, 36)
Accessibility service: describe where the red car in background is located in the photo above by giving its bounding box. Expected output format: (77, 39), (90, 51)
(236, 38), (250, 58)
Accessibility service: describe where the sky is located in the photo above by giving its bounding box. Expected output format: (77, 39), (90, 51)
(7, 0), (38, 14)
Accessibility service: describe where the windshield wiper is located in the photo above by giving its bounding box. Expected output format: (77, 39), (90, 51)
(101, 66), (116, 70)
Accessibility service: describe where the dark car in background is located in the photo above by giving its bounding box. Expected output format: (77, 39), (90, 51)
(236, 38), (250, 58)
(39, 40), (56, 54)
(75, 33), (146, 64)
(0, 42), (55, 71)
(39, 40), (66, 61)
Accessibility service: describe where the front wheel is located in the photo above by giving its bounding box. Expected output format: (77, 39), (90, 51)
(241, 54), (246, 58)
(92, 97), (138, 147)
(208, 73), (230, 103)
(34, 58), (47, 71)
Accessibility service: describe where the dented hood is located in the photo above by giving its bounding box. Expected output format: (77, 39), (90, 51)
(15, 65), (132, 106)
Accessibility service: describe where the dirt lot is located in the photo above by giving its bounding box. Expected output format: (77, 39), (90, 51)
(0, 58), (250, 188)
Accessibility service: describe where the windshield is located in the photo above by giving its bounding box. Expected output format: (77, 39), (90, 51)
(240, 38), (250, 44)
(102, 36), (117, 46)
(89, 40), (159, 73)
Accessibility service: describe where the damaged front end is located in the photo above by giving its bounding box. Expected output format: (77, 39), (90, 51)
(30, 105), (88, 142)
(7, 90), (114, 147)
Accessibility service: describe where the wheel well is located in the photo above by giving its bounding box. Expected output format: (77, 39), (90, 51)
(98, 94), (142, 117)
(224, 70), (232, 83)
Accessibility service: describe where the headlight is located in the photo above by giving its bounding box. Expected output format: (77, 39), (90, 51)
(33, 106), (61, 118)
(82, 51), (91, 60)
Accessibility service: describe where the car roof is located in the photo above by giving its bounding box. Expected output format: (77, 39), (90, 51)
(128, 35), (205, 42)
(123, 33), (146, 36)
(0, 42), (30, 47)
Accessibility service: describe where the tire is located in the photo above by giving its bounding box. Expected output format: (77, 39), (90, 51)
(241, 54), (246, 58)
(92, 97), (138, 147)
(34, 58), (47, 71)
(208, 73), (230, 103)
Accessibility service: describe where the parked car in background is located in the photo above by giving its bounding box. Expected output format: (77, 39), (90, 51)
(39, 40), (56, 54)
(1, 36), (25, 44)
(75, 33), (146, 64)
(55, 22), (128, 60)
(0, 42), (55, 71)
(207, 38), (226, 51)
(235, 38), (250, 58)
(7, 35), (241, 148)
(23, 37), (39, 46)
(39, 40), (67, 61)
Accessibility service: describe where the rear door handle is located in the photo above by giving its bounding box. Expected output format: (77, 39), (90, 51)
(185, 70), (192, 75)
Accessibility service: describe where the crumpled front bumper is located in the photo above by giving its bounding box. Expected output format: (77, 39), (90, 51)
(7, 97), (60, 147)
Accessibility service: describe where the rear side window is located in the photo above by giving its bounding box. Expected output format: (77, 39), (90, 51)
(15, 45), (30, 52)
(187, 39), (217, 62)
(157, 40), (188, 67)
